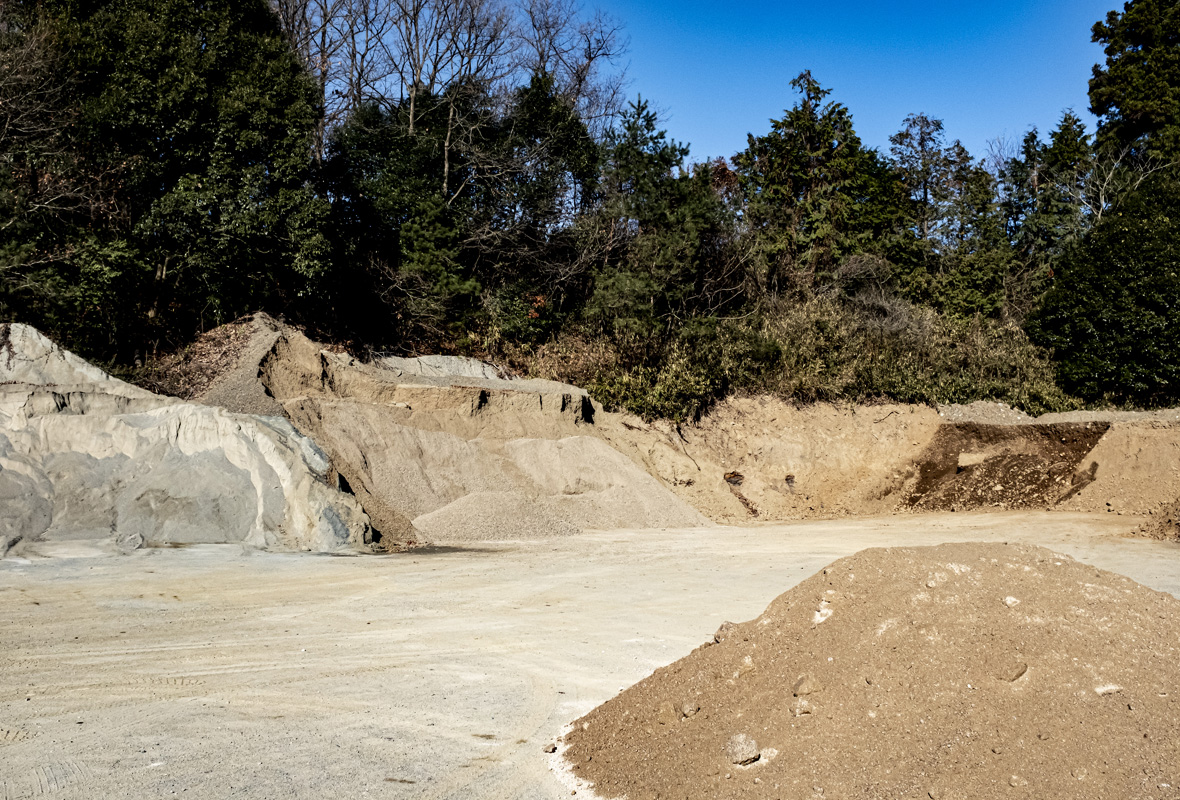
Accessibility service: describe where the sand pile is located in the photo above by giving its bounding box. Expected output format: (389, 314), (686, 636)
(0, 324), (371, 556)
(1138, 498), (1180, 541)
(560, 542), (1180, 800)
(236, 323), (708, 542)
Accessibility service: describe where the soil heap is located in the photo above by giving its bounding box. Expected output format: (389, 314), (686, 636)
(161, 314), (1180, 532)
(561, 542), (1180, 800)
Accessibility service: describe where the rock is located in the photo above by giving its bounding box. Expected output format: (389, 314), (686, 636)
(681, 702), (699, 718)
(725, 733), (760, 765)
(714, 621), (738, 643)
(793, 673), (822, 696)
(657, 701), (679, 726)
(542, 743), (557, 754)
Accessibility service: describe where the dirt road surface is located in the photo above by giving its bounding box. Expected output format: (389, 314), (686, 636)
(1, 512), (1177, 799)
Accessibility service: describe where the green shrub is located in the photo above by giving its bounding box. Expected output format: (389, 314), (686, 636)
(761, 295), (1075, 414)
(586, 320), (782, 422)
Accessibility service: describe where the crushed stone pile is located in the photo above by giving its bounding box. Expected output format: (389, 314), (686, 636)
(0, 323), (370, 557)
(232, 323), (709, 543)
(560, 542), (1180, 800)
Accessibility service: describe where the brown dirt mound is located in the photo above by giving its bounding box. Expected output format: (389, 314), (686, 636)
(561, 542), (1180, 800)
(139, 317), (255, 400)
(1138, 499), (1180, 541)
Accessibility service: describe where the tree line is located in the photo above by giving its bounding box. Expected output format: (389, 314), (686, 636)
(2, 0), (1179, 418)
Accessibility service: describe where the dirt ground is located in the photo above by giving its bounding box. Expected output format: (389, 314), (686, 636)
(1, 512), (1177, 800)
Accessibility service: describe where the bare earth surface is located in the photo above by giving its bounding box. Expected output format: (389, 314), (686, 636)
(2, 512), (1178, 800)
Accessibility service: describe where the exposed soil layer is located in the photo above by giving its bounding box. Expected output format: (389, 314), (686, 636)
(903, 422), (1110, 512)
(563, 542), (1180, 800)
(152, 315), (1180, 532)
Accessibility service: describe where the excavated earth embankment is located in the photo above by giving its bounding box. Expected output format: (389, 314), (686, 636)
(8, 314), (1180, 556)
(173, 314), (1180, 545)
(595, 398), (1180, 532)
(560, 542), (1180, 800)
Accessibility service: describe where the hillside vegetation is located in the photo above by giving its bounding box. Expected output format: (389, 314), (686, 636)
(3, 0), (1180, 419)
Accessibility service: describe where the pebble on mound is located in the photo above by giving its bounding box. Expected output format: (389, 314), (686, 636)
(561, 542), (1180, 800)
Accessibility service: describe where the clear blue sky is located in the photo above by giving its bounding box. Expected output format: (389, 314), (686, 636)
(592, 0), (1116, 163)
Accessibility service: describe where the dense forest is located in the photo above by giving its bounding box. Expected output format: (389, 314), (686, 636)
(2, 0), (1179, 419)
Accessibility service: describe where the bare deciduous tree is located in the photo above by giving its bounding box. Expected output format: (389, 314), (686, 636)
(518, 0), (626, 135)
(269, 0), (627, 155)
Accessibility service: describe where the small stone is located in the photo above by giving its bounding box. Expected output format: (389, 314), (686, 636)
(793, 674), (821, 696)
(1003, 596), (1020, 608)
(714, 621), (737, 643)
(726, 733), (760, 765)
(1006, 662), (1029, 682)
(681, 702), (700, 718)
(1072, 768), (1088, 781)
(542, 743), (557, 754)
(1009, 775), (1028, 787)
(791, 697), (814, 717)
(657, 701), (678, 726)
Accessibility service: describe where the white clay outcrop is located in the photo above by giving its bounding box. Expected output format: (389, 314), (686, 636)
(0, 323), (370, 557)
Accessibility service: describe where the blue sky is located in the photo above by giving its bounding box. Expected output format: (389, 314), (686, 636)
(592, 0), (1116, 163)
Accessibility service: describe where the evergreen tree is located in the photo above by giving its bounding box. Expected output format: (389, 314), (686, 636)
(1090, 0), (1180, 161)
(1, 0), (326, 358)
(735, 72), (910, 296)
(589, 98), (737, 340)
(1028, 174), (1180, 404)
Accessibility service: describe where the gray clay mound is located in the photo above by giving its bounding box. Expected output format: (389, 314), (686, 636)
(0, 324), (371, 557)
(561, 542), (1180, 800)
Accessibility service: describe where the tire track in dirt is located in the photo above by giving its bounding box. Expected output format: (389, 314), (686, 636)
(0, 728), (32, 744)
(2, 760), (91, 799)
